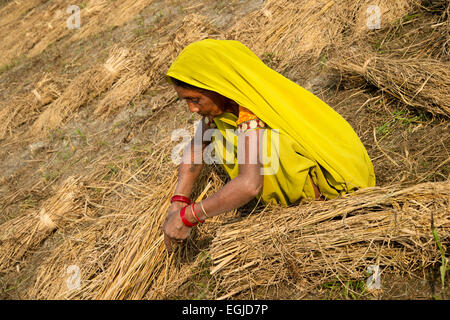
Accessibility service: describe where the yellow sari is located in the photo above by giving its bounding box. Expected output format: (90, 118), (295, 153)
(167, 39), (375, 206)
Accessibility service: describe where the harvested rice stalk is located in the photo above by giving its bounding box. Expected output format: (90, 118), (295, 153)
(226, 0), (418, 69)
(90, 175), (215, 300)
(0, 176), (85, 272)
(94, 72), (151, 118)
(210, 181), (450, 299)
(328, 54), (450, 116)
(0, 72), (65, 140)
(27, 47), (135, 136)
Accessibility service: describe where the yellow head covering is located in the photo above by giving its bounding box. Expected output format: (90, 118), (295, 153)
(167, 39), (375, 205)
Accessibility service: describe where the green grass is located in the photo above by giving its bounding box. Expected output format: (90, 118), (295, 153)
(376, 110), (428, 140)
(320, 278), (370, 300)
(432, 228), (449, 292)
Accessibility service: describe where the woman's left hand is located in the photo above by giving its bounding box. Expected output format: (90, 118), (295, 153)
(162, 202), (192, 252)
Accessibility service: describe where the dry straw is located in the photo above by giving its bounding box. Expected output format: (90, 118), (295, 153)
(0, 72), (65, 140)
(210, 181), (449, 299)
(25, 118), (224, 299)
(27, 46), (135, 136)
(0, 176), (85, 273)
(328, 54), (450, 117)
(0, 0), (153, 66)
(2, 0), (449, 301)
(226, 0), (419, 69)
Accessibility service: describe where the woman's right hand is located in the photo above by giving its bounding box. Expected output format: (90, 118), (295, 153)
(162, 201), (192, 252)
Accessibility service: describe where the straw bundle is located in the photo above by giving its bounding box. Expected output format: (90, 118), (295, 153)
(27, 163), (224, 300)
(0, 0), (152, 66)
(0, 176), (85, 273)
(94, 65), (151, 118)
(25, 120), (201, 299)
(144, 13), (222, 86)
(328, 53), (450, 116)
(26, 206), (133, 299)
(85, 170), (222, 300)
(226, 0), (418, 69)
(27, 46), (135, 136)
(0, 72), (65, 140)
(210, 181), (450, 299)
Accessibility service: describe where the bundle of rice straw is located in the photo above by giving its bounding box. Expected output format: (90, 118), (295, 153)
(226, 0), (419, 69)
(0, 0), (152, 66)
(328, 53), (450, 117)
(210, 181), (449, 299)
(145, 13), (222, 86)
(27, 46), (135, 136)
(0, 72), (65, 140)
(0, 176), (85, 272)
(26, 122), (223, 299)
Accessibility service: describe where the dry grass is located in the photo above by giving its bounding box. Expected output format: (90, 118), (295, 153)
(210, 181), (450, 299)
(328, 54), (450, 116)
(0, 72), (66, 140)
(226, 0), (419, 70)
(0, 0), (449, 300)
(0, 0), (153, 66)
(27, 46), (137, 136)
(0, 176), (86, 273)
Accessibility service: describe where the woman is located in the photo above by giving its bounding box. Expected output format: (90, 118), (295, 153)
(162, 39), (375, 250)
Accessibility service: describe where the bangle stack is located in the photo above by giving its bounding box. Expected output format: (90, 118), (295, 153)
(179, 206), (197, 227)
(199, 201), (211, 218)
(191, 203), (205, 224)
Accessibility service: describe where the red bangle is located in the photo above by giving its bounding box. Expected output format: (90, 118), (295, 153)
(180, 206), (197, 227)
(191, 203), (205, 224)
(171, 195), (191, 205)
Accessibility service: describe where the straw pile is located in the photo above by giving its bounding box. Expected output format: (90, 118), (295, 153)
(226, 0), (419, 70)
(0, 72), (66, 140)
(25, 115), (225, 299)
(328, 54), (450, 117)
(27, 46), (136, 136)
(92, 13), (220, 118)
(327, 0), (450, 117)
(0, 176), (85, 273)
(2, 0), (449, 300)
(0, 0), (153, 66)
(210, 181), (450, 299)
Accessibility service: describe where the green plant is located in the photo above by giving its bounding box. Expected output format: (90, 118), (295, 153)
(74, 128), (87, 143)
(320, 278), (368, 300)
(432, 228), (449, 290)
(376, 110), (425, 139)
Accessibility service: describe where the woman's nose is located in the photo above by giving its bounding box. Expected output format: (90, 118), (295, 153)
(187, 102), (199, 113)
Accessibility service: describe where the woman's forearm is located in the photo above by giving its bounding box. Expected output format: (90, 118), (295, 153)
(174, 161), (202, 197)
(173, 139), (204, 197)
(201, 173), (262, 217)
(179, 129), (263, 224)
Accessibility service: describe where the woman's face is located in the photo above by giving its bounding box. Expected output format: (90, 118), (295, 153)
(173, 85), (228, 117)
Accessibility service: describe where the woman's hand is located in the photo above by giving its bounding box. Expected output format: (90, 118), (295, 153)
(162, 202), (192, 252)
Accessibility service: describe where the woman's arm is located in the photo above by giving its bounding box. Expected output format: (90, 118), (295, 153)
(162, 124), (264, 251)
(184, 128), (263, 221)
(162, 119), (208, 251)
(173, 118), (208, 197)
